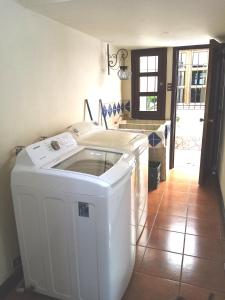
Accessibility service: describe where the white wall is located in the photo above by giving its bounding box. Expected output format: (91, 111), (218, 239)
(121, 48), (173, 120)
(0, 0), (121, 284)
(121, 51), (131, 104)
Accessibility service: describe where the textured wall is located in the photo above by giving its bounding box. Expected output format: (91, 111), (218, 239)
(0, 0), (121, 284)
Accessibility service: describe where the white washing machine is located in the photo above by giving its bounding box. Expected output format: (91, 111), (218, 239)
(11, 132), (135, 300)
(67, 122), (149, 241)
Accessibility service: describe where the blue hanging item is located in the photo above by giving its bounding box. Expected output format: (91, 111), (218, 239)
(108, 104), (113, 117)
(117, 103), (121, 114)
(113, 103), (117, 116)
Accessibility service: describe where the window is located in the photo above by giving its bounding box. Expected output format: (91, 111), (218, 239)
(131, 48), (167, 119)
(191, 87), (206, 103)
(178, 71), (185, 86)
(175, 49), (208, 107)
(178, 52), (187, 68)
(192, 70), (207, 85)
(192, 50), (208, 67)
(177, 88), (184, 103)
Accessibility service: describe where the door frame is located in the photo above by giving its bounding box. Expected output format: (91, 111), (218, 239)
(169, 44), (209, 171)
(199, 40), (225, 184)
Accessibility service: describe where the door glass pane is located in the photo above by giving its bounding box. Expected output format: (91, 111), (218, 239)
(191, 87), (206, 103)
(140, 76), (147, 92)
(192, 51), (209, 67)
(198, 51), (208, 66)
(140, 76), (158, 92)
(140, 56), (147, 72)
(178, 71), (185, 86)
(176, 88), (184, 103)
(140, 56), (158, 72)
(191, 70), (207, 85)
(192, 52), (199, 67)
(178, 52), (186, 68)
(139, 96), (157, 111)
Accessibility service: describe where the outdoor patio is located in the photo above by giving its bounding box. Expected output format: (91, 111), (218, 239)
(175, 105), (205, 169)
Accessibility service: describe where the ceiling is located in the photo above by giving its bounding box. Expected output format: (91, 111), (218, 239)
(16, 0), (225, 48)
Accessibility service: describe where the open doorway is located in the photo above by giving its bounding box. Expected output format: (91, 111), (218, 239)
(173, 47), (209, 172)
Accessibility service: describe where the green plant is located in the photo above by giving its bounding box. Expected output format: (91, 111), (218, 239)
(146, 96), (157, 111)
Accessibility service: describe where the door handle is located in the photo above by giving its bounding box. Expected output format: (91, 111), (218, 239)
(200, 118), (214, 123)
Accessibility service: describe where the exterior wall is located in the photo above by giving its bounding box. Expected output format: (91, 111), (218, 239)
(0, 0), (121, 284)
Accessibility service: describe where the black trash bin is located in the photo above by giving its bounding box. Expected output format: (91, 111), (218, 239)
(148, 161), (161, 190)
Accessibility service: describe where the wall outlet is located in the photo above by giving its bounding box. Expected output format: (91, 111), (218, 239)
(13, 256), (21, 269)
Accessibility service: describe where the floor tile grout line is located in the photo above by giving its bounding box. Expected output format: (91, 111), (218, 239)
(155, 211), (223, 225)
(134, 270), (225, 296)
(148, 226), (185, 234)
(146, 186), (225, 261)
(134, 270), (180, 284)
(167, 171), (223, 295)
(143, 246), (184, 256)
(139, 174), (225, 295)
(184, 232), (223, 241)
(156, 213), (188, 218)
(180, 278), (225, 295)
(186, 216), (223, 224)
(178, 196), (189, 296)
(152, 226), (185, 235)
(134, 270), (181, 288)
(137, 190), (165, 268)
(143, 245), (225, 263)
(155, 212), (187, 219)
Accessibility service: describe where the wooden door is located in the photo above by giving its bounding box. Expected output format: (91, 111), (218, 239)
(199, 39), (224, 184)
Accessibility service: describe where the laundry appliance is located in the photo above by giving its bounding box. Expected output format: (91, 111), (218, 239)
(67, 122), (149, 241)
(11, 132), (135, 300)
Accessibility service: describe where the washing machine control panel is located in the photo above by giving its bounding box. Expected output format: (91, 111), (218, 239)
(26, 133), (78, 167)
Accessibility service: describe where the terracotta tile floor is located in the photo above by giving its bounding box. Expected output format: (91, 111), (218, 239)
(124, 168), (225, 299)
(3, 169), (225, 300)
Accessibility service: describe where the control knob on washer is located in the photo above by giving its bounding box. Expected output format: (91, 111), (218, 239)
(50, 141), (60, 150)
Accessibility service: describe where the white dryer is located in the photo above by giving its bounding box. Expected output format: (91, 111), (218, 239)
(67, 122), (149, 241)
(11, 132), (135, 300)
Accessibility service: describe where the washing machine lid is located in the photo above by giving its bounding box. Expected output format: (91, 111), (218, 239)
(69, 122), (148, 153)
(13, 132), (135, 189)
(52, 148), (122, 176)
(78, 130), (147, 152)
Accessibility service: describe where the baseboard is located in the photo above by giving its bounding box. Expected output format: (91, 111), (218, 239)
(0, 266), (23, 298)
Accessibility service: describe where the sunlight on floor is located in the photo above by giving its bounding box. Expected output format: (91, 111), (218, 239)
(175, 149), (201, 173)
